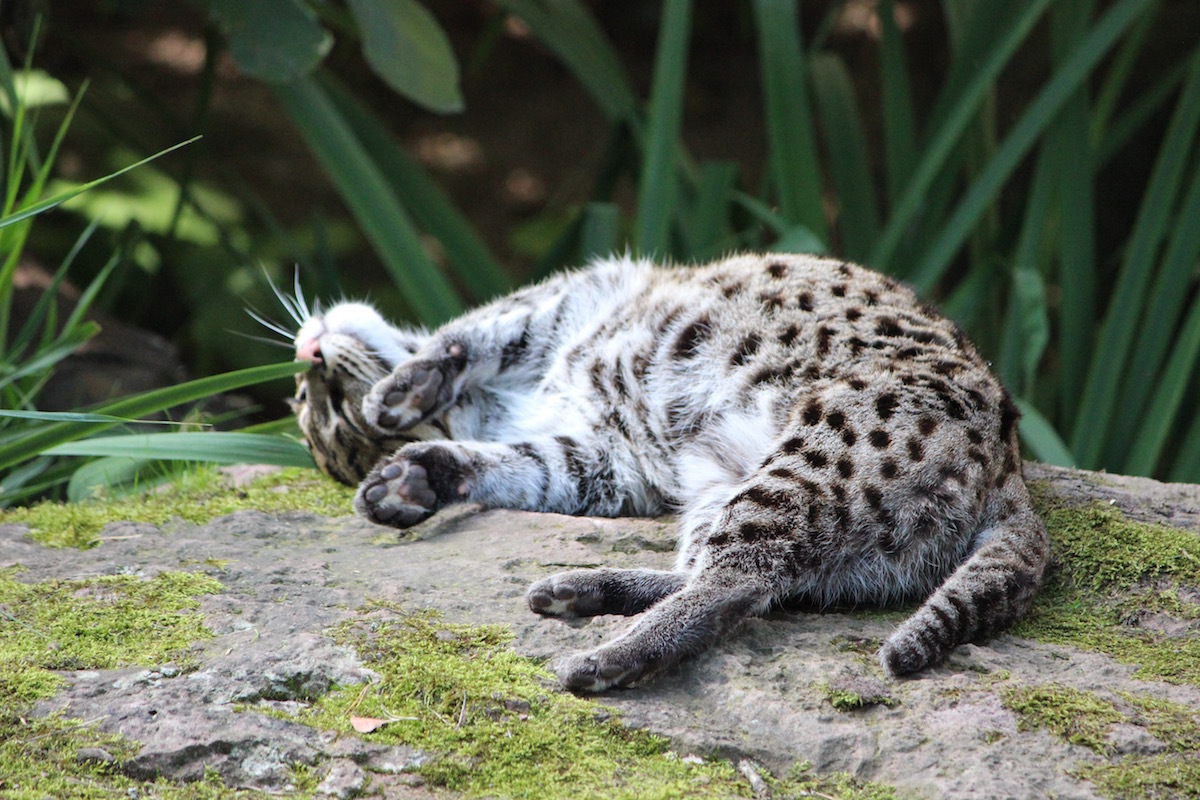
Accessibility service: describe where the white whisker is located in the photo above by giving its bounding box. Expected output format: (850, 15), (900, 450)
(245, 307), (297, 340)
(227, 329), (298, 349)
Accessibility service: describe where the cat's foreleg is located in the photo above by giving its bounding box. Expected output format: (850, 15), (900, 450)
(363, 268), (621, 434)
(355, 435), (642, 527)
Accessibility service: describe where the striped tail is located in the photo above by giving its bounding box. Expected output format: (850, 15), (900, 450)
(879, 484), (1049, 676)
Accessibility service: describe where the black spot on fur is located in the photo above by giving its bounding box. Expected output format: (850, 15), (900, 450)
(500, 329), (530, 371)
(919, 415), (939, 436)
(673, 315), (711, 359)
(864, 290), (880, 306)
(767, 262), (788, 278)
(876, 392), (899, 420)
(968, 448), (989, 467)
(778, 323), (800, 346)
(944, 397), (967, 419)
(798, 292), (814, 312)
(722, 282), (744, 299)
(837, 262), (852, 276)
(734, 485), (790, 511)
(869, 429), (890, 449)
(1000, 393), (1021, 442)
(759, 291), (786, 313)
(804, 365), (821, 380)
(845, 307), (863, 322)
(783, 436), (805, 454)
(880, 458), (899, 479)
(932, 359), (960, 375)
(709, 530), (731, 547)
(841, 428), (857, 446)
(907, 437), (925, 462)
(875, 317), (902, 337)
(826, 410), (846, 430)
(832, 283), (847, 298)
(803, 450), (828, 469)
(802, 400), (823, 425)
(967, 428), (983, 444)
(848, 378), (867, 390)
(863, 485), (883, 509)
(751, 364), (790, 384)
(837, 457), (854, 478)
(816, 325), (834, 356)
(730, 333), (762, 367)
(769, 466), (798, 480)
(739, 521), (770, 542)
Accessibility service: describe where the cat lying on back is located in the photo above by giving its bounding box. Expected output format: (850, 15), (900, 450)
(283, 253), (1048, 692)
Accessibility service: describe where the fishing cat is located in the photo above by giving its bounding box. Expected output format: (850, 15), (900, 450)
(282, 253), (1049, 692)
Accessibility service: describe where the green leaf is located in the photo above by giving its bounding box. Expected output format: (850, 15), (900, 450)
(578, 202), (621, 262)
(0, 70), (68, 114)
(910, 0), (1149, 292)
(317, 72), (507, 301)
(206, 0), (332, 81)
(1072, 43), (1200, 467)
(0, 360), (308, 475)
(346, 0), (463, 113)
(1014, 398), (1074, 468)
(274, 75), (463, 324)
(752, 0), (826, 240)
(45, 432), (315, 468)
(633, 0), (692, 256)
(809, 52), (878, 261)
(877, 0), (918, 207)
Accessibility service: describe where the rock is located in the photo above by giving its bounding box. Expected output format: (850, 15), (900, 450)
(2, 462), (1199, 798)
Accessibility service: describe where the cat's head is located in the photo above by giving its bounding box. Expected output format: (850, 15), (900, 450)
(265, 292), (432, 485)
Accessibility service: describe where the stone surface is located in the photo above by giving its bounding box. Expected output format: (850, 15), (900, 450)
(1, 462), (1198, 797)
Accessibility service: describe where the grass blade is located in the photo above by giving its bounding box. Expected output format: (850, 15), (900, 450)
(633, 0), (692, 256)
(1125, 296), (1200, 476)
(0, 360), (308, 474)
(317, 72), (509, 301)
(1015, 397), (1075, 468)
(680, 161), (738, 260)
(45, 432), (315, 468)
(869, 0), (1054, 272)
(1071, 44), (1200, 466)
(273, 75), (462, 324)
(877, 0), (918, 207)
(578, 202), (621, 262)
(809, 52), (879, 261)
(909, 0), (1149, 293)
(752, 0), (826, 241)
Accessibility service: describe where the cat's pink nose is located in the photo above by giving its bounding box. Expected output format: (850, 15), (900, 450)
(296, 338), (323, 364)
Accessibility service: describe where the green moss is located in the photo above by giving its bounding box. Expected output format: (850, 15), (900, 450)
(1, 467), (354, 548)
(279, 601), (901, 799)
(1002, 683), (1200, 799)
(0, 569), (291, 798)
(1002, 684), (1125, 753)
(819, 683), (898, 712)
(777, 762), (898, 800)
(1015, 490), (1200, 686)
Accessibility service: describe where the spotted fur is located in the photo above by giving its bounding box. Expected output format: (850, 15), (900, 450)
(288, 253), (1049, 691)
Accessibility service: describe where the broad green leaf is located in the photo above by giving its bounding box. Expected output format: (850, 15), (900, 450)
(878, 0), (917, 207)
(207, 0), (332, 81)
(0, 70), (68, 114)
(317, 72), (507, 301)
(346, 0), (463, 113)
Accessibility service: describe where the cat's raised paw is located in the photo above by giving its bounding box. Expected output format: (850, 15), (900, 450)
(354, 457), (438, 528)
(364, 359), (455, 433)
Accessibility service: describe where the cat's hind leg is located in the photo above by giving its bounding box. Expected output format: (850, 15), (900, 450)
(527, 568), (688, 617)
(550, 558), (778, 691)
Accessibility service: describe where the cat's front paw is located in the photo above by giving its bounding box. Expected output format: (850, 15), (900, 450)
(364, 354), (459, 434)
(354, 457), (439, 528)
(554, 648), (648, 693)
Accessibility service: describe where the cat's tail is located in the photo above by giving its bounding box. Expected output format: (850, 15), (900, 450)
(878, 481), (1049, 676)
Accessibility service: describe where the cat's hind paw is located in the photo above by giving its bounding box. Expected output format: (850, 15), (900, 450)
(354, 457), (439, 528)
(527, 573), (609, 618)
(554, 649), (647, 693)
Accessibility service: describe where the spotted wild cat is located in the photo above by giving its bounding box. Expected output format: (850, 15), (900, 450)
(282, 253), (1049, 691)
